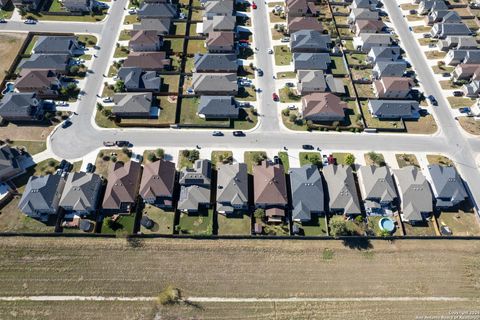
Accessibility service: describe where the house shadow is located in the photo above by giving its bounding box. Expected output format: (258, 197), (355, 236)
(341, 237), (373, 250)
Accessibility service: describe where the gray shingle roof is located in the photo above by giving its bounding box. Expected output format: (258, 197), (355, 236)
(323, 164), (361, 215)
(33, 36), (78, 55)
(290, 30), (331, 52)
(394, 166), (433, 221)
(0, 145), (22, 182)
(373, 61), (406, 78)
(289, 165), (324, 221)
(0, 92), (42, 120)
(18, 175), (66, 218)
(358, 165), (397, 204)
(179, 159), (211, 186)
(426, 165), (468, 207)
(133, 18), (171, 34)
(18, 54), (69, 71)
(117, 67), (161, 91)
(216, 163), (249, 213)
(293, 53), (331, 70)
(368, 46), (401, 62)
(193, 53), (237, 72)
(198, 96), (239, 118)
(368, 99), (419, 118)
(178, 185), (211, 211)
(112, 92), (153, 116)
(202, 15), (236, 33)
(59, 172), (102, 212)
(192, 73), (238, 93)
(138, 3), (177, 18)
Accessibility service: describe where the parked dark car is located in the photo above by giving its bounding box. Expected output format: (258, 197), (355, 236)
(86, 163), (95, 173)
(233, 131), (245, 137)
(257, 68), (263, 76)
(453, 91), (464, 97)
(302, 144), (314, 150)
(61, 119), (72, 129)
(115, 140), (129, 147)
(459, 107), (471, 114)
(427, 95), (438, 106)
(273, 155), (280, 164)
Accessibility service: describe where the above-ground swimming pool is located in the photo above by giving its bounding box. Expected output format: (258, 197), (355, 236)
(378, 217), (395, 233)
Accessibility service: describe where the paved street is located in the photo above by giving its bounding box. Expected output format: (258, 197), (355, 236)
(2, 0), (480, 210)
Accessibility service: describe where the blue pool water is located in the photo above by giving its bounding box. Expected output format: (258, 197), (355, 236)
(378, 218), (395, 233)
(2, 82), (14, 95)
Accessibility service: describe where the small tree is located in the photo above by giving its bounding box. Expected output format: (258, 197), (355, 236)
(253, 208), (265, 219)
(330, 220), (350, 237)
(155, 148), (165, 159)
(114, 80), (125, 93)
(147, 152), (157, 162)
(308, 154), (321, 166)
(47, 160), (56, 167)
(344, 154), (355, 166)
(289, 113), (297, 123)
(96, 102), (104, 111)
(156, 286), (181, 305)
(251, 153), (266, 165)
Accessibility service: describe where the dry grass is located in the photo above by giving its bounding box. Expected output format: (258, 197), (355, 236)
(426, 154), (453, 166)
(94, 149), (132, 178)
(0, 238), (479, 300)
(0, 33), (28, 83)
(459, 117), (480, 135)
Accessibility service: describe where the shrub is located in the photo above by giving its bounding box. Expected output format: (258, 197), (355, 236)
(330, 220), (350, 237)
(147, 152), (157, 162)
(253, 208), (265, 219)
(156, 286), (181, 305)
(344, 154), (355, 166)
(47, 160), (56, 167)
(155, 148), (165, 159)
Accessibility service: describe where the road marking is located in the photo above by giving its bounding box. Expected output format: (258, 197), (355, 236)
(0, 296), (475, 302)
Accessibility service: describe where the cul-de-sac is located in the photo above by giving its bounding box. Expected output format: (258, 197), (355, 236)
(0, 0), (479, 318)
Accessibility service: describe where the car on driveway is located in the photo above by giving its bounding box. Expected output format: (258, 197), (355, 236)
(212, 131), (223, 136)
(453, 91), (464, 97)
(280, 37), (290, 43)
(103, 141), (115, 147)
(61, 119), (72, 129)
(302, 144), (314, 150)
(233, 131), (245, 137)
(427, 95), (438, 106)
(86, 163), (95, 173)
(272, 92), (279, 101)
(102, 97), (112, 103)
(459, 107), (472, 114)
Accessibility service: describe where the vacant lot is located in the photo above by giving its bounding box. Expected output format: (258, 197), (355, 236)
(0, 33), (28, 83)
(0, 238), (479, 302)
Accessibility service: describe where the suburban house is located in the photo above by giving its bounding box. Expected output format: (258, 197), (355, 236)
(301, 92), (347, 122)
(373, 77), (413, 99)
(18, 54), (70, 74)
(32, 36), (80, 56)
(59, 172), (103, 215)
(102, 161), (142, 214)
(117, 67), (162, 92)
(357, 165), (397, 215)
(297, 70), (327, 94)
(347, 8), (379, 25)
(112, 92), (154, 118)
(286, 0), (318, 18)
(322, 164), (361, 216)
(445, 49), (480, 66)
(290, 30), (331, 53)
(0, 145), (23, 182)
(426, 10), (461, 25)
(129, 30), (163, 52)
(177, 159), (212, 213)
(192, 73), (238, 95)
(289, 165), (324, 222)
(367, 46), (401, 63)
(437, 36), (478, 52)
(133, 18), (172, 35)
(18, 175), (66, 222)
(293, 53), (331, 71)
(394, 166), (433, 224)
(354, 33), (393, 52)
(287, 17), (323, 34)
(62, 0), (94, 12)
(204, 0), (233, 18)
(137, 3), (178, 19)
(418, 0), (448, 15)
(197, 96), (239, 119)
(372, 61), (407, 79)
(368, 100), (420, 119)
(0, 92), (44, 122)
(122, 52), (170, 71)
(206, 31), (235, 52)
(201, 15), (236, 34)
(463, 79), (480, 97)
(430, 23), (472, 39)
(139, 159), (176, 208)
(253, 161), (288, 222)
(452, 63), (480, 81)
(193, 53), (238, 73)
(216, 162), (249, 215)
(354, 19), (385, 36)
(425, 165), (468, 209)
(14, 69), (61, 99)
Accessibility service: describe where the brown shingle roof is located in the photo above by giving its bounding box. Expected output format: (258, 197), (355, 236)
(130, 30), (162, 45)
(355, 19), (385, 32)
(123, 52), (170, 70)
(14, 69), (58, 90)
(253, 161), (288, 205)
(102, 161), (142, 210)
(301, 92), (347, 118)
(288, 17), (323, 33)
(206, 31), (234, 47)
(139, 159), (176, 200)
(373, 77), (413, 92)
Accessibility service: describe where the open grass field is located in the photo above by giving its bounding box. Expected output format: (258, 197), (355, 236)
(0, 238), (479, 305)
(0, 33), (28, 84)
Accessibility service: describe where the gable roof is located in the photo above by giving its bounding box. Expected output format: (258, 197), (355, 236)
(368, 99), (419, 118)
(192, 73), (238, 92)
(15, 69), (58, 90)
(368, 46), (401, 62)
(198, 95), (239, 118)
(293, 52), (331, 70)
(18, 54), (69, 71)
(426, 165), (468, 206)
(302, 92), (346, 119)
(206, 31), (234, 48)
(133, 18), (171, 34)
(373, 61), (406, 77)
(130, 30), (162, 46)
(288, 17), (323, 32)
(204, 0), (233, 15)
(139, 159), (176, 200)
(216, 163), (249, 210)
(358, 165), (397, 203)
(202, 15), (236, 33)
(19, 175), (65, 215)
(291, 30), (331, 52)
(253, 161), (288, 205)
(177, 185), (210, 211)
(138, 2), (177, 18)
(289, 165), (324, 221)
(123, 51), (170, 69)
(394, 166), (433, 221)
(0, 92), (41, 119)
(323, 164), (361, 215)
(102, 161), (142, 210)
(179, 159), (211, 186)
(33, 36), (78, 54)
(193, 53), (237, 72)
(59, 172), (102, 211)
(355, 18), (385, 32)
(113, 92), (153, 115)
(117, 67), (161, 91)
(0, 145), (22, 181)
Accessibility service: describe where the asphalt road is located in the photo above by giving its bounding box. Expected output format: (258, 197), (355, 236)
(2, 0), (480, 210)
(0, 19), (103, 34)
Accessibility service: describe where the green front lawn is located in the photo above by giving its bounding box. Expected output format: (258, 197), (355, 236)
(279, 87), (300, 103)
(274, 45), (292, 66)
(447, 96), (475, 108)
(299, 152), (322, 167)
(211, 151), (233, 168)
(278, 152), (290, 172)
(244, 151), (267, 174)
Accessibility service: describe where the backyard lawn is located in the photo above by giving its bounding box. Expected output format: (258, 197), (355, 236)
(402, 220), (437, 236)
(216, 213), (251, 235)
(294, 215), (328, 236)
(140, 205), (175, 234)
(177, 209), (214, 235)
(101, 214), (136, 235)
(436, 211), (480, 236)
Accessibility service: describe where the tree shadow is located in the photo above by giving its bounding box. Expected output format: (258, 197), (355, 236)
(341, 237), (373, 250)
(126, 237), (145, 249)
